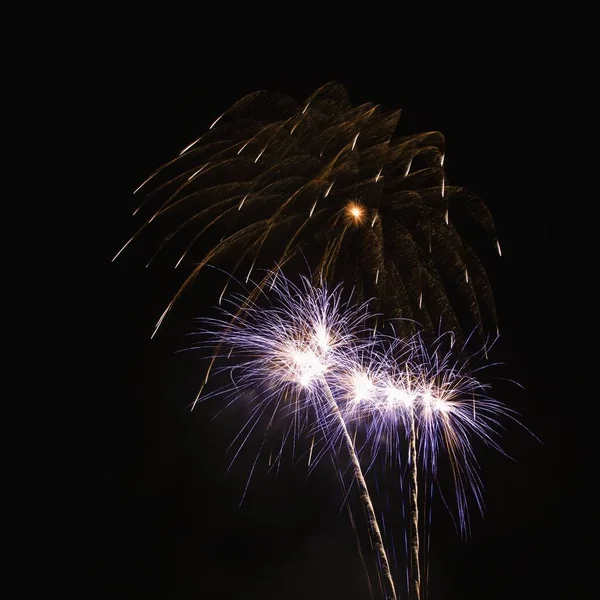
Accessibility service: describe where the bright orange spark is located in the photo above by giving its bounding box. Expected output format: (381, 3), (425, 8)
(346, 202), (364, 223)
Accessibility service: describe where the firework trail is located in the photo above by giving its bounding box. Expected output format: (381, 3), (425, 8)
(114, 82), (500, 348)
(408, 407), (421, 600)
(321, 381), (397, 600)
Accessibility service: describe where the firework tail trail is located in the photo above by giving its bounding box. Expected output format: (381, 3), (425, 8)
(321, 379), (398, 600)
(409, 408), (421, 600)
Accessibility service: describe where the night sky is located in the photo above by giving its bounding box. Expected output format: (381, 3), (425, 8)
(63, 72), (582, 599)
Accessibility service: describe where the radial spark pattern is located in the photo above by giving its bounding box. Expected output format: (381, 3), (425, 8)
(197, 273), (514, 598)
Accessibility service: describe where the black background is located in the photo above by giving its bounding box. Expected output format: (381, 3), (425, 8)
(63, 71), (584, 599)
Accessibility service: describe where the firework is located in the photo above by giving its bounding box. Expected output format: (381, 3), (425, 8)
(335, 332), (511, 522)
(198, 272), (397, 599)
(328, 328), (520, 598)
(113, 82), (507, 600)
(198, 272), (514, 599)
(115, 82), (500, 346)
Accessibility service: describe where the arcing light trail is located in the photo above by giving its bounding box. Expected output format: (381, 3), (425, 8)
(114, 82), (501, 350)
(197, 272), (514, 599)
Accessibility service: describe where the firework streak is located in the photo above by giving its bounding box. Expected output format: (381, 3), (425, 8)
(115, 82), (500, 348)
